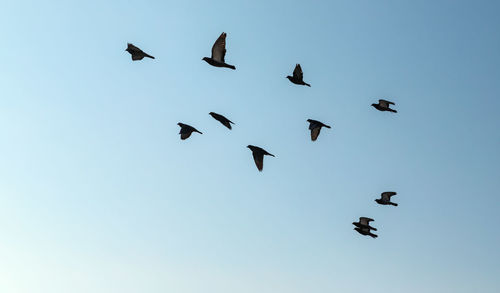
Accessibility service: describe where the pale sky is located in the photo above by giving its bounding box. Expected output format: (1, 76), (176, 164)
(0, 1), (499, 292)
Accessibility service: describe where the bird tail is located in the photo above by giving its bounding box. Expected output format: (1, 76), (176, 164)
(196, 130), (203, 134)
(389, 109), (397, 113)
(145, 54), (155, 59)
(228, 65), (236, 70)
(370, 233), (378, 238)
(390, 202), (398, 206)
(304, 82), (311, 87)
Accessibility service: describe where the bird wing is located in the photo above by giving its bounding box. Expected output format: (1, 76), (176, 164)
(311, 127), (321, 141)
(131, 54), (144, 60)
(180, 130), (192, 140)
(179, 124), (195, 139)
(378, 99), (389, 108)
(127, 43), (141, 52)
(359, 217), (374, 225)
(252, 152), (264, 171)
(379, 99), (394, 106)
(293, 64), (303, 80)
(211, 32), (227, 62)
(381, 191), (396, 200)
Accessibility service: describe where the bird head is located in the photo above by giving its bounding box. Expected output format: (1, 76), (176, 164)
(177, 123), (183, 127)
(371, 103), (377, 108)
(202, 57), (210, 62)
(209, 112), (215, 116)
(286, 76), (292, 80)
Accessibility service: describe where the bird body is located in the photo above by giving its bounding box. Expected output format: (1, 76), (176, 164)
(307, 119), (331, 141)
(372, 99), (397, 113)
(354, 227), (378, 238)
(375, 191), (398, 206)
(203, 32), (236, 70)
(177, 123), (203, 140)
(209, 112), (234, 130)
(247, 145), (274, 171)
(126, 43), (155, 61)
(287, 64), (310, 87)
(202, 57), (235, 69)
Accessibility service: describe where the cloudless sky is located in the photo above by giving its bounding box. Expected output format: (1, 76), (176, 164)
(1, 1), (499, 292)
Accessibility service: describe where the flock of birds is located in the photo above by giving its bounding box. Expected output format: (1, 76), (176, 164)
(126, 32), (400, 239)
(353, 192), (399, 238)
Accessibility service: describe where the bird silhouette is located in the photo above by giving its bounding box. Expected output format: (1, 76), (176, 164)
(209, 112), (234, 130)
(352, 217), (377, 231)
(286, 64), (310, 87)
(307, 119), (331, 141)
(375, 191), (398, 206)
(177, 123), (202, 140)
(125, 43), (155, 61)
(354, 226), (378, 238)
(371, 99), (397, 113)
(202, 32), (236, 70)
(247, 145), (275, 171)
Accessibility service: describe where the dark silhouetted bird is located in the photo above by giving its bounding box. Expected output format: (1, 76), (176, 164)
(354, 226), (378, 238)
(352, 217), (377, 231)
(286, 64), (310, 87)
(247, 145), (274, 171)
(126, 43), (155, 61)
(209, 112), (234, 130)
(202, 32), (236, 70)
(375, 192), (398, 206)
(177, 123), (202, 140)
(371, 99), (397, 113)
(307, 119), (331, 141)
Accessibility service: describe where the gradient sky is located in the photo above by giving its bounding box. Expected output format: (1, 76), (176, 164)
(1, 1), (499, 292)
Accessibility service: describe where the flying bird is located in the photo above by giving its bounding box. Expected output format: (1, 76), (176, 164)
(375, 191), (398, 206)
(202, 32), (236, 70)
(125, 43), (155, 61)
(286, 64), (310, 87)
(371, 99), (397, 113)
(352, 217), (377, 231)
(247, 145), (274, 171)
(177, 123), (203, 140)
(354, 226), (378, 238)
(307, 119), (331, 141)
(209, 112), (234, 130)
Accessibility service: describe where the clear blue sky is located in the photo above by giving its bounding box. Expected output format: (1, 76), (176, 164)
(1, 1), (499, 292)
